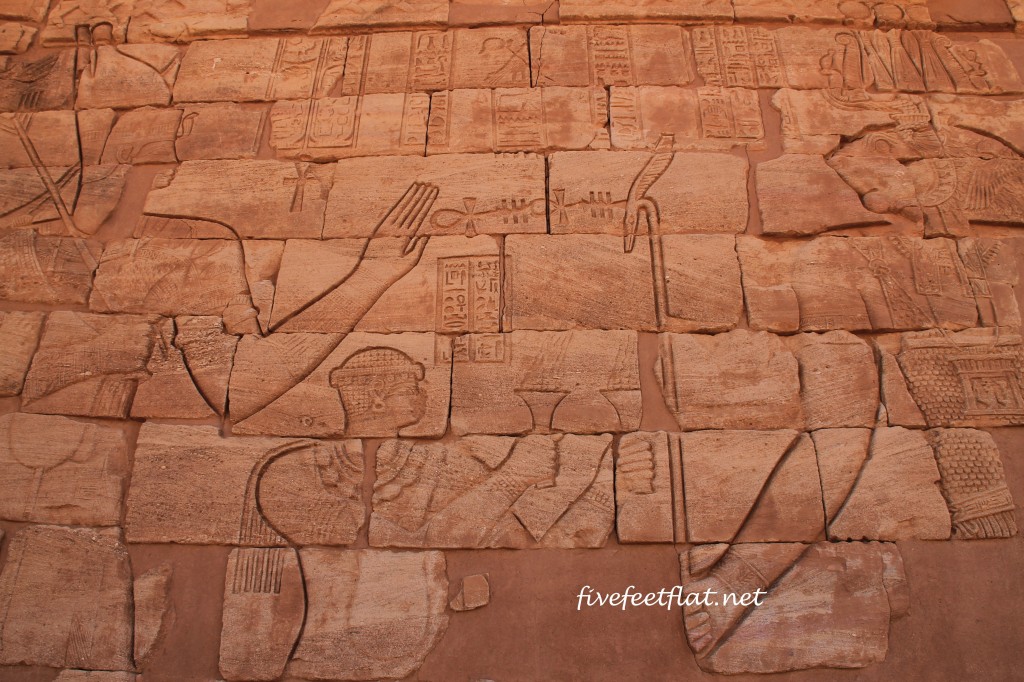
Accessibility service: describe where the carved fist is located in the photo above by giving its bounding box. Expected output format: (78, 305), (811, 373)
(618, 437), (655, 494)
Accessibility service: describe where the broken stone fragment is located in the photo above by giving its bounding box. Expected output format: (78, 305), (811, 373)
(450, 574), (490, 611)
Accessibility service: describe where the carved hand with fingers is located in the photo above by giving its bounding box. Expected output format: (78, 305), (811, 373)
(364, 181), (440, 262)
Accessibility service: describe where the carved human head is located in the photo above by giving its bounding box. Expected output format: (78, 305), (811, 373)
(329, 347), (427, 434)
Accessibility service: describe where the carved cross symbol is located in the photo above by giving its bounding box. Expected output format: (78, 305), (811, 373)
(283, 163), (320, 213)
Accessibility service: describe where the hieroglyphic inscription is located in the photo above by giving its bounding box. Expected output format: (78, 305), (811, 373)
(437, 256), (501, 334)
(692, 26), (785, 88)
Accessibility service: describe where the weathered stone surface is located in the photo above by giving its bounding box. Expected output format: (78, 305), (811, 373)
(530, 25), (693, 87)
(0, 0), (49, 22)
(450, 574), (490, 611)
(231, 332), (451, 438)
(0, 22), (34, 53)
(1012, 0), (1024, 34)
(42, 0), (132, 45)
(91, 238), (257, 328)
(131, 316), (238, 419)
(877, 341), (927, 427)
(737, 236), (981, 333)
(313, 0), (448, 29)
(102, 107), (182, 164)
(506, 234), (658, 331)
(548, 150), (748, 235)
(449, 0), (556, 25)
(656, 330), (803, 430)
(682, 430), (823, 542)
(681, 541), (908, 673)
(241, 239), (283, 334)
(777, 26), (1023, 94)
(0, 165), (129, 235)
(451, 330), (641, 435)
(427, 87), (610, 153)
(0, 413), (128, 525)
(22, 312), (158, 418)
(958, 238), (1021, 329)
(615, 432), (680, 543)
(558, 0), (732, 22)
(756, 154), (896, 234)
(76, 44), (180, 110)
(175, 37), (346, 103)
(371, 434), (614, 548)
(692, 25), (786, 88)
(129, 0), (250, 43)
(0, 231), (100, 304)
(609, 86), (765, 151)
(140, 160), (332, 239)
(134, 564), (174, 667)
(661, 235), (743, 333)
(896, 328), (1024, 426)
(287, 549), (448, 680)
(0, 526), (133, 670)
(175, 103), (266, 160)
(271, 236), (500, 334)
(53, 672), (136, 682)
(0, 51), (75, 111)
(814, 427), (950, 540)
(733, 0), (932, 27)
(341, 28), (530, 94)
(269, 94), (429, 161)
(928, 428), (1018, 539)
(787, 331), (879, 429)
(221, 547), (303, 681)
(324, 154), (545, 239)
(0, 310), (43, 396)
(773, 88), (928, 155)
(126, 423), (364, 545)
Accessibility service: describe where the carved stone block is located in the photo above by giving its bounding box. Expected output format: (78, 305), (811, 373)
(427, 87), (610, 153)
(269, 94), (429, 161)
(896, 328), (1024, 426)
(231, 332), (451, 438)
(134, 564), (174, 668)
(341, 28), (530, 94)
(615, 432), (682, 543)
(547, 150), (748, 235)
(0, 310), (43, 396)
(0, 23), (35, 54)
(451, 330), (641, 435)
(0, 0), (50, 22)
(129, 0), (250, 43)
(681, 541), (908, 673)
(814, 427), (951, 540)
(0, 526), (133, 670)
(927, 428), (1018, 539)
(656, 330), (803, 430)
(0, 413), (128, 525)
(141, 160), (332, 239)
(41, 0), (132, 45)
(372, 434), (613, 548)
(737, 236), (981, 333)
(21, 311), (158, 418)
(610, 86), (766, 151)
(682, 430), (823, 542)
(692, 25), (786, 88)
(126, 423), (364, 546)
(530, 25), (693, 87)
(786, 331), (879, 429)
(0, 51), (75, 111)
(76, 45), (180, 110)
(175, 37), (346, 102)
(312, 0), (448, 30)
(733, 0), (932, 27)
(175, 103), (267, 160)
(286, 549), (448, 680)
(324, 153), (545, 239)
(0, 231), (101, 304)
(0, 165), (129, 236)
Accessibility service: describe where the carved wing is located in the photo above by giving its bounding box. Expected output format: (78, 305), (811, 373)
(626, 134), (674, 204)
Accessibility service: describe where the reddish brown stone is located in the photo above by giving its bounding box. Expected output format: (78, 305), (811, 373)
(450, 574), (490, 611)
(312, 0), (448, 29)
(21, 312), (158, 419)
(615, 432), (682, 543)
(0, 310), (43, 396)
(656, 330), (803, 430)
(134, 564), (174, 667)
(451, 330), (641, 435)
(126, 423), (364, 545)
(530, 25), (693, 87)
(0, 526), (133, 670)
(371, 434), (614, 548)
(558, 0), (732, 22)
(0, 413), (128, 525)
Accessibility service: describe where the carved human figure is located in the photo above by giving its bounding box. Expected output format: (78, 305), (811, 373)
(329, 348), (427, 435)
